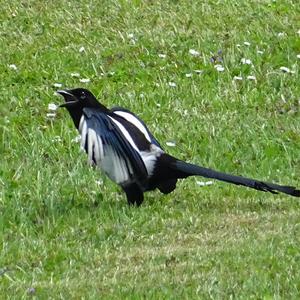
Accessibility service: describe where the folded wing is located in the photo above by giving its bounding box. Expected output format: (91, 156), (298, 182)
(111, 107), (163, 149)
(79, 108), (148, 185)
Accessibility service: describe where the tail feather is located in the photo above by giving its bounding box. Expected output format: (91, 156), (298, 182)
(173, 160), (300, 197)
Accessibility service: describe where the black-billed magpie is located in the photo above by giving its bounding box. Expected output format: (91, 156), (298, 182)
(58, 88), (300, 205)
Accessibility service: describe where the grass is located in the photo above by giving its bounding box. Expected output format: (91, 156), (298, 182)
(1, 0), (300, 298)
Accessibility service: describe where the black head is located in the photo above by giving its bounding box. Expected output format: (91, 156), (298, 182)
(58, 88), (100, 108)
(58, 88), (107, 128)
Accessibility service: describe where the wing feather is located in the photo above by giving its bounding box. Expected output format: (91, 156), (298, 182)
(80, 108), (148, 185)
(111, 107), (163, 149)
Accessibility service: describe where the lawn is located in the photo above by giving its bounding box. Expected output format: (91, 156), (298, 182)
(1, 0), (300, 298)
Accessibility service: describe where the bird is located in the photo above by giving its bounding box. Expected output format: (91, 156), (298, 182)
(58, 88), (300, 205)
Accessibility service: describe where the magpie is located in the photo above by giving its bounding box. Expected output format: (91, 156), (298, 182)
(58, 88), (300, 205)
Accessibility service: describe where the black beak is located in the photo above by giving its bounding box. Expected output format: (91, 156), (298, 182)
(57, 90), (79, 107)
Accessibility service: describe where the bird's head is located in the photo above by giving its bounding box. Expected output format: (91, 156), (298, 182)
(57, 88), (99, 108)
(57, 88), (107, 128)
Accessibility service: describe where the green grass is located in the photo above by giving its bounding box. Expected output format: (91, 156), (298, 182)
(1, 0), (300, 298)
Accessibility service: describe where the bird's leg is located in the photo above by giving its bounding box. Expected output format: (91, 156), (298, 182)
(122, 184), (144, 206)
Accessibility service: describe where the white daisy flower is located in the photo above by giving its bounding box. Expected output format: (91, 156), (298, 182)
(277, 32), (285, 37)
(189, 49), (200, 56)
(53, 83), (62, 88)
(51, 136), (62, 142)
(233, 76), (243, 81)
(247, 75), (256, 81)
(46, 113), (56, 119)
(196, 180), (214, 186)
(79, 78), (91, 83)
(79, 46), (85, 53)
(279, 66), (291, 73)
(95, 179), (103, 186)
(71, 72), (80, 77)
(158, 54), (166, 58)
(244, 41), (251, 46)
(241, 58), (252, 65)
(297, 54), (300, 59)
(71, 135), (81, 143)
(168, 82), (177, 87)
(8, 64), (17, 70)
(127, 33), (137, 44)
(194, 70), (203, 74)
(185, 73), (192, 78)
(48, 103), (58, 111)
(214, 64), (225, 72)
(166, 141), (176, 147)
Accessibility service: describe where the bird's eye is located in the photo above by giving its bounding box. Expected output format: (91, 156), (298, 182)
(80, 92), (86, 100)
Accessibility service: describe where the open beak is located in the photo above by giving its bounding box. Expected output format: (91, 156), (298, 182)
(57, 90), (79, 107)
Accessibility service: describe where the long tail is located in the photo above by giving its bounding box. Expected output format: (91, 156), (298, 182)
(172, 160), (300, 197)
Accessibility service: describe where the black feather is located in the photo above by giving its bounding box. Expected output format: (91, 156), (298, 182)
(83, 108), (148, 184)
(172, 160), (300, 197)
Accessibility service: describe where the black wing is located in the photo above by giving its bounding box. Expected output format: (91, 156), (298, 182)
(81, 108), (148, 184)
(111, 107), (163, 149)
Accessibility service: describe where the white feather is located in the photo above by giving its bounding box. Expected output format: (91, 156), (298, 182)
(140, 144), (163, 176)
(95, 134), (104, 162)
(108, 115), (163, 176)
(79, 113), (163, 184)
(87, 128), (97, 164)
(79, 115), (85, 132)
(79, 115), (132, 184)
(113, 111), (151, 142)
(101, 145), (131, 183)
(108, 116), (139, 151)
(79, 117), (88, 151)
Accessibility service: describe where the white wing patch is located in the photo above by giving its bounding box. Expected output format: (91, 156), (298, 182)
(108, 115), (163, 176)
(140, 144), (163, 176)
(107, 116), (139, 152)
(87, 127), (99, 164)
(79, 116), (88, 151)
(77, 113), (163, 183)
(113, 111), (151, 142)
(78, 115), (132, 184)
(100, 145), (132, 184)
